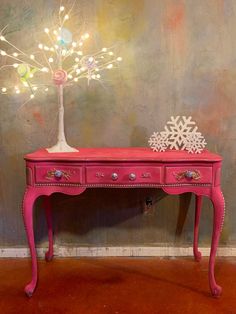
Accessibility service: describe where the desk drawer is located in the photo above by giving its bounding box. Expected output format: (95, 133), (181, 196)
(165, 166), (212, 184)
(86, 166), (161, 184)
(35, 165), (82, 184)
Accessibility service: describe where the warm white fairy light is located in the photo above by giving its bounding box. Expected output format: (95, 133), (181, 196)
(62, 49), (67, 56)
(0, 2), (123, 152)
(41, 67), (49, 72)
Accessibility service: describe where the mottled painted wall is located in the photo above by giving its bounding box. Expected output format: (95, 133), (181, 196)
(0, 0), (235, 248)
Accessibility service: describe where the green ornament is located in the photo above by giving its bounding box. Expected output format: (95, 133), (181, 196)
(17, 64), (30, 78)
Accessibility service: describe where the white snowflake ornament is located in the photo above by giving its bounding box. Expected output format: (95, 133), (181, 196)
(149, 116), (207, 154)
(184, 132), (207, 154)
(148, 132), (168, 152)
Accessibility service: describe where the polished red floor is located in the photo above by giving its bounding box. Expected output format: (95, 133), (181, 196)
(0, 257), (236, 313)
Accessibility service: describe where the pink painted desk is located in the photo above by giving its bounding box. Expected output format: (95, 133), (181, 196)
(23, 148), (224, 297)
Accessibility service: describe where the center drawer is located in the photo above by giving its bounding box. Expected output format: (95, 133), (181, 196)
(85, 166), (161, 184)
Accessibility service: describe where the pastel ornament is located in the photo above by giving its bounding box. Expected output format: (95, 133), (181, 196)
(53, 70), (68, 85)
(17, 64), (30, 79)
(58, 28), (72, 46)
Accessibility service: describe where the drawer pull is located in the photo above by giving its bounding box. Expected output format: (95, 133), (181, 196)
(174, 170), (201, 181)
(129, 173), (136, 181)
(111, 173), (118, 181)
(46, 169), (71, 180)
(54, 170), (63, 178)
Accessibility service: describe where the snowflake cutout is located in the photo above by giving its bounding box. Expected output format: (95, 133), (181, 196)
(148, 116), (207, 154)
(161, 116), (199, 150)
(184, 132), (207, 154)
(148, 132), (168, 152)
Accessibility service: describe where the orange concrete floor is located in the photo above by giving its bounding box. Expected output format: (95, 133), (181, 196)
(0, 257), (236, 314)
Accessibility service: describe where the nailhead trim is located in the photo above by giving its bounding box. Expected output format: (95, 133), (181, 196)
(34, 183), (211, 188)
(220, 191), (226, 233)
(21, 188), (29, 238)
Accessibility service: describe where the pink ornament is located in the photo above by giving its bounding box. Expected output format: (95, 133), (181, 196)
(53, 70), (67, 85)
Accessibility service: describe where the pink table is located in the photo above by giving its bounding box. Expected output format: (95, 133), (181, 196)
(23, 147), (224, 297)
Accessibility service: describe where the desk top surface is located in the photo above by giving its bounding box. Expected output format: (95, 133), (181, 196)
(25, 147), (222, 162)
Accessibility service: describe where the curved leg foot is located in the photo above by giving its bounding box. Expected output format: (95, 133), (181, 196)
(25, 282), (37, 298)
(45, 250), (53, 262)
(209, 187), (225, 297)
(194, 250), (202, 262)
(193, 195), (202, 262)
(211, 284), (222, 298)
(43, 196), (54, 262)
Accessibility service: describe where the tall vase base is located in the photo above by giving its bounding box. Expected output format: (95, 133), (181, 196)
(47, 141), (79, 153)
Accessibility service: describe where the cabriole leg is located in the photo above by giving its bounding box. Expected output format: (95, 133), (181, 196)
(193, 195), (202, 261)
(22, 188), (39, 297)
(43, 196), (54, 261)
(209, 187), (225, 297)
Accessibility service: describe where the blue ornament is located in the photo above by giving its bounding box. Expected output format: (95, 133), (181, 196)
(58, 28), (72, 46)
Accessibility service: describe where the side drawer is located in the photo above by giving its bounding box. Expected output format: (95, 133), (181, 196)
(86, 166), (161, 184)
(165, 166), (212, 184)
(35, 165), (82, 184)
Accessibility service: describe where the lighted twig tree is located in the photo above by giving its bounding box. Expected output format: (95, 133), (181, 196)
(0, 2), (122, 152)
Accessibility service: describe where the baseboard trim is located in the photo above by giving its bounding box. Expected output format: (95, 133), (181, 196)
(1, 246), (236, 258)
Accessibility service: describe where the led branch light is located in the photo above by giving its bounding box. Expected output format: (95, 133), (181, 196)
(0, 3), (122, 153)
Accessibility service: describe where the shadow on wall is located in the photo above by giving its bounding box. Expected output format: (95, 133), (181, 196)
(33, 189), (193, 246)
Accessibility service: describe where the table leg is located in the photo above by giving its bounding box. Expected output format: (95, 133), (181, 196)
(209, 187), (225, 297)
(22, 188), (40, 297)
(43, 196), (54, 262)
(193, 195), (202, 262)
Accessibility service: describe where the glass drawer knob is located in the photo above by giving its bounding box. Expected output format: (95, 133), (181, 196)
(54, 170), (63, 178)
(185, 171), (193, 179)
(111, 173), (118, 181)
(129, 173), (136, 181)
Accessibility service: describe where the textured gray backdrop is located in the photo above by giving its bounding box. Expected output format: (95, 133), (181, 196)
(0, 0), (235, 248)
